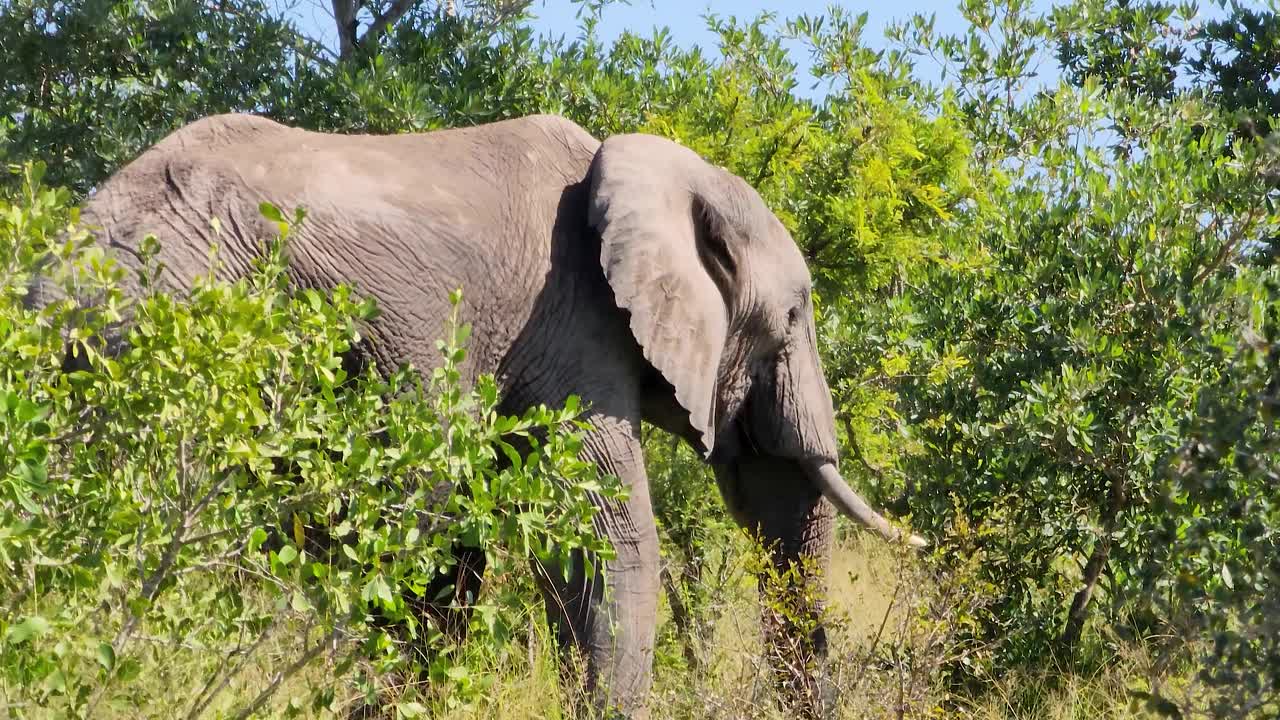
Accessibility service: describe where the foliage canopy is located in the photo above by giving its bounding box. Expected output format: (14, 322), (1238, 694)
(1, 0), (1278, 717)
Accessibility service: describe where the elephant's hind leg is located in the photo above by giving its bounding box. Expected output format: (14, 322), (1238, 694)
(410, 542), (487, 647)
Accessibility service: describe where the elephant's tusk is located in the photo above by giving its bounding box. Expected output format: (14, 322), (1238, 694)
(806, 461), (929, 548)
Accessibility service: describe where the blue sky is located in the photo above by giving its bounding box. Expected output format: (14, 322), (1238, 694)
(525, 0), (984, 47)
(522, 0), (1041, 90)
(290, 0), (1005, 47)
(288, 0), (1057, 73)
(285, 0), (1228, 98)
(282, 0), (1067, 95)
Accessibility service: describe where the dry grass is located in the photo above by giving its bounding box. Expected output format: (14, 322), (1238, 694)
(374, 529), (1178, 720)
(21, 530), (1194, 720)
(550, 529), (936, 720)
(952, 640), (1175, 720)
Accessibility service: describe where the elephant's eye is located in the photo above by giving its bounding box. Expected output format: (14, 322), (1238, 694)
(786, 305), (802, 327)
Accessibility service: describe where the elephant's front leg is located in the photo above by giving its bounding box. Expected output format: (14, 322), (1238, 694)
(536, 419), (660, 719)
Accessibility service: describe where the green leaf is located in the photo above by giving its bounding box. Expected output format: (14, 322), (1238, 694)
(248, 527), (269, 552)
(5, 616), (51, 644)
(396, 701), (428, 718)
(115, 657), (143, 682)
(258, 202), (285, 224)
(276, 544), (298, 566)
(97, 642), (117, 671)
(362, 573), (394, 607)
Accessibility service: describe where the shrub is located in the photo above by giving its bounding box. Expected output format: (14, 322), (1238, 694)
(890, 4), (1280, 713)
(0, 163), (619, 718)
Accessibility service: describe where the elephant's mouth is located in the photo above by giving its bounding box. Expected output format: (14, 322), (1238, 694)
(710, 418), (827, 530)
(712, 420), (928, 548)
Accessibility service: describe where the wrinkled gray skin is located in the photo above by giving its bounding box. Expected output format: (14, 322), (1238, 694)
(50, 114), (925, 718)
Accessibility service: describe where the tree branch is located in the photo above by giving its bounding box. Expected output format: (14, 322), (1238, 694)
(206, 0), (336, 66)
(232, 624), (342, 720)
(353, 0), (416, 58)
(660, 563), (702, 671)
(332, 0), (360, 59)
(1060, 466), (1127, 652)
(1192, 201), (1263, 285)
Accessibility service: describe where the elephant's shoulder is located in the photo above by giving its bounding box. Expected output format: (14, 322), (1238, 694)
(97, 114), (292, 194)
(153, 113), (292, 156)
(516, 113), (596, 138)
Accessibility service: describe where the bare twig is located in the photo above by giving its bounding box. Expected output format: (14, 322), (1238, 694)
(1192, 202), (1264, 285)
(842, 415), (888, 483)
(88, 441), (235, 716)
(231, 625), (343, 720)
(866, 572), (904, 661)
(188, 618), (279, 720)
(660, 562), (702, 671)
(206, 0), (336, 65)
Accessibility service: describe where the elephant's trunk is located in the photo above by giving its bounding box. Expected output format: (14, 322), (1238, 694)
(805, 461), (928, 548)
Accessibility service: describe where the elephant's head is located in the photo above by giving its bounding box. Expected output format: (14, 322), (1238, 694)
(587, 133), (925, 707)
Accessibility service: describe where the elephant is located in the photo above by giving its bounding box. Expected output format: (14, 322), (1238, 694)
(47, 112), (926, 718)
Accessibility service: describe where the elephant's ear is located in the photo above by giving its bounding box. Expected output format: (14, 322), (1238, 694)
(587, 134), (745, 457)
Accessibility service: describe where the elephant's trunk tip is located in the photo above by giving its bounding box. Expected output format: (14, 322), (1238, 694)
(806, 461), (929, 550)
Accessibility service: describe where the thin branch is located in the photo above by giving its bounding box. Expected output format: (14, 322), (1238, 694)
(88, 443), (234, 717)
(188, 619), (280, 720)
(659, 562), (702, 671)
(356, 0), (417, 55)
(842, 416), (887, 483)
(206, 0), (336, 66)
(1060, 466), (1128, 651)
(1192, 201), (1264, 285)
(231, 625), (342, 720)
(867, 571), (904, 661)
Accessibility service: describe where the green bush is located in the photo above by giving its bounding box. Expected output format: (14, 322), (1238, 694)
(0, 163), (619, 718)
(889, 4), (1280, 713)
(1146, 272), (1280, 717)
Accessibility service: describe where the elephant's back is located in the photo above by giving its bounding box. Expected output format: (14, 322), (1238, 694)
(81, 113), (601, 281)
(77, 113), (605, 384)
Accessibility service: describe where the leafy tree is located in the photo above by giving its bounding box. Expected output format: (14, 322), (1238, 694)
(1054, 0), (1280, 266)
(0, 0), (572, 194)
(327, 0), (534, 60)
(0, 0), (323, 194)
(1146, 271), (1280, 717)
(892, 4), (1280, 716)
(1056, 0), (1280, 138)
